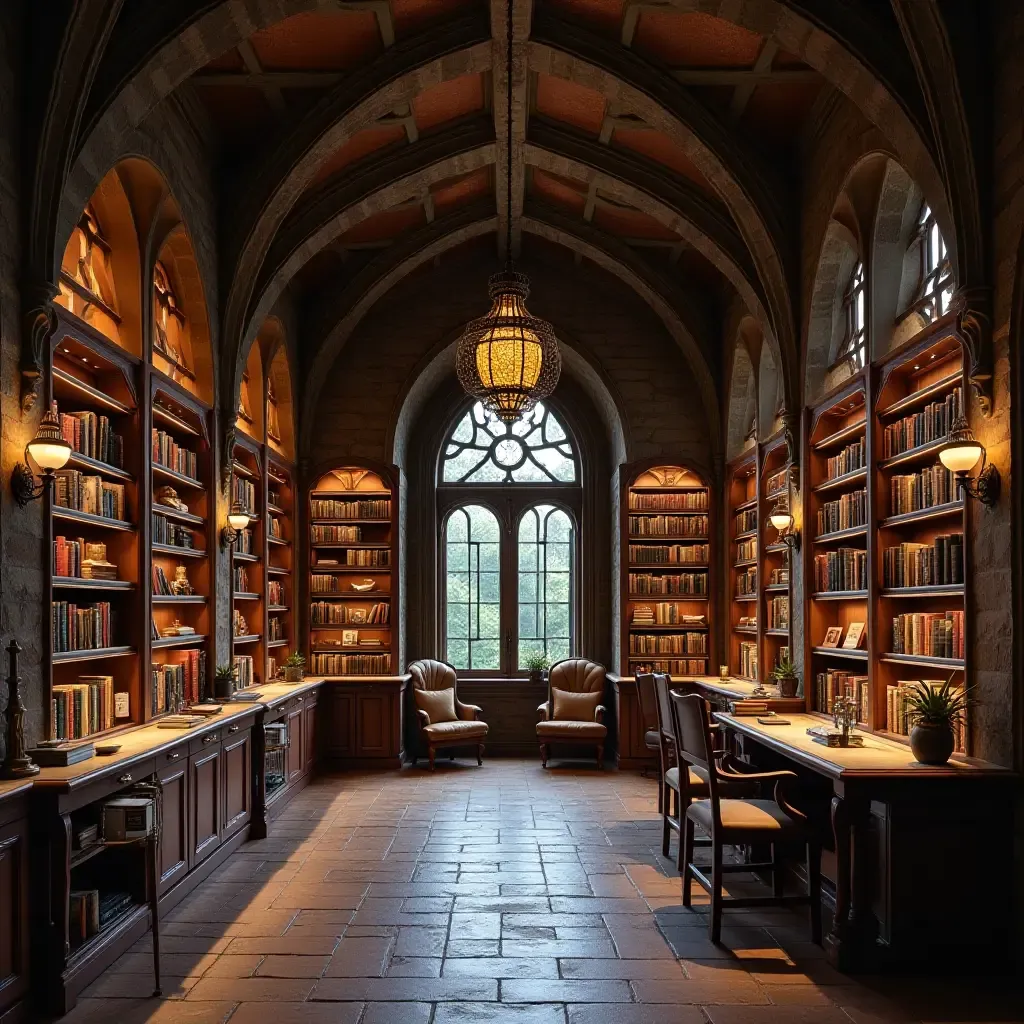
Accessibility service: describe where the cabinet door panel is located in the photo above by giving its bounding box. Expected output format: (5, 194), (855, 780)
(356, 693), (388, 756)
(287, 708), (304, 782)
(323, 690), (355, 757)
(222, 728), (252, 836)
(157, 757), (189, 892)
(0, 818), (29, 1015)
(190, 745), (222, 865)
(303, 699), (318, 772)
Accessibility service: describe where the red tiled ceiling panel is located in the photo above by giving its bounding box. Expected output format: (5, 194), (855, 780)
(202, 49), (245, 72)
(391, 0), (472, 37)
(534, 75), (606, 136)
(531, 168), (588, 217)
(593, 202), (678, 240)
(249, 9), (383, 69)
(609, 129), (715, 197)
(412, 73), (485, 134)
(431, 167), (492, 215)
(545, 0), (626, 38)
(338, 204), (427, 245)
(309, 125), (409, 190)
(632, 11), (762, 66)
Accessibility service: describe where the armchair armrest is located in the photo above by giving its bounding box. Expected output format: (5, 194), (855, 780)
(416, 708), (431, 728)
(537, 702), (550, 721)
(717, 754), (804, 818)
(457, 700), (483, 721)
(595, 705), (606, 723)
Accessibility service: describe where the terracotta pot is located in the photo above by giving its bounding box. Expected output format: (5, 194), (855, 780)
(283, 667), (304, 683)
(910, 723), (954, 765)
(775, 674), (798, 698)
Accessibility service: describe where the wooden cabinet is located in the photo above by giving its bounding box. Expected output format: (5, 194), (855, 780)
(322, 687), (355, 759)
(221, 724), (252, 837)
(612, 676), (656, 770)
(286, 704), (304, 782)
(157, 750), (190, 894)
(320, 678), (408, 767)
(189, 742), (222, 867)
(0, 796), (29, 1021)
(355, 692), (389, 757)
(303, 695), (318, 772)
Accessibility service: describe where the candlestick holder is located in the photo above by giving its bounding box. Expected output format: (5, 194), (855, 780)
(1, 639), (39, 778)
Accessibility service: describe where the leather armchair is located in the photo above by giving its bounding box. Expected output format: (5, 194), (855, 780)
(408, 659), (488, 770)
(536, 658), (608, 768)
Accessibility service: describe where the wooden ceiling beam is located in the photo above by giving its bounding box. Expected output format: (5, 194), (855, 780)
(672, 65), (817, 87)
(237, 39), (286, 113)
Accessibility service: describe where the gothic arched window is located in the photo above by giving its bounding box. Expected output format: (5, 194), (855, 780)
(910, 204), (954, 323)
(833, 262), (867, 371)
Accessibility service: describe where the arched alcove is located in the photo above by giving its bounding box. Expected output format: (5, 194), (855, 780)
(236, 334), (265, 444)
(262, 319), (296, 462)
(725, 342), (756, 462)
(758, 342), (782, 441)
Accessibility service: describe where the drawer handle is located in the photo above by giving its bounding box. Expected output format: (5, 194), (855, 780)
(167, 752), (180, 761)
(228, 725), (239, 733)
(203, 734), (215, 744)
(118, 773), (132, 784)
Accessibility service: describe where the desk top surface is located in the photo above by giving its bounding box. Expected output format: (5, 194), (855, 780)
(0, 778), (35, 802)
(714, 712), (1012, 780)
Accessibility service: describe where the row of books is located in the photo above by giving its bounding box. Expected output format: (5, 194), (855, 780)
(737, 641), (757, 680)
(628, 491), (707, 511)
(882, 386), (963, 459)
(312, 652), (391, 674)
(152, 565), (177, 596)
(234, 655), (255, 689)
(628, 572), (707, 595)
(813, 548), (867, 593)
(767, 595), (789, 630)
(817, 489), (867, 536)
(70, 890), (135, 947)
(882, 534), (964, 588)
(235, 528), (253, 554)
(232, 609), (250, 637)
(55, 471), (126, 521)
(627, 515), (708, 537)
(631, 659), (706, 675)
(268, 617), (286, 641)
(312, 524), (362, 543)
(327, 549), (390, 567)
(311, 601), (390, 625)
(152, 429), (199, 480)
(735, 566), (757, 596)
(826, 438), (866, 480)
(814, 670), (868, 722)
(152, 515), (196, 549)
(629, 633), (707, 655)
(52, 601), (112, 652)
(234, 565), (250, 592)
(310, 498), (391, 519)
(764, 467), (788, 496)
(51, 676), (115, 739)
(631, 605), (705, 626)
(890, 463), (962, 516)
(628, 544), (708, 564)
(736, 537), (756, 562)
(892, 610), (964, 660)
(269, 516), (284, 540)
(733, 508), (758, 535)
(887, 681), (965, 750)
(311, 574), (346, 594)
(152, 651), (205, 713)
(58, 408), (124, 468)
(268, 580), (285, 605)
(231, 476), (256, 514)
(53, 537), (117, 580)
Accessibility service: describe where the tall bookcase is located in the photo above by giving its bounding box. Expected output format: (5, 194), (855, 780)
(726, 452), (758, 680)
(266, 457), (295, 681)
(230, 435), (263, 688)
(621, 465), (712, 677)
(760, 435), (792, 676)
(802, 319), (970, 753)
(308, 466), (396, 677)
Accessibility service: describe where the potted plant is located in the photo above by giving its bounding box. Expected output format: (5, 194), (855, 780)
(523, 651), (550, 685)
(282, 652), (306, 683)
(770, 657), (799, 699)
(214, 663), (237, 700)
(906, 675), (971, 765)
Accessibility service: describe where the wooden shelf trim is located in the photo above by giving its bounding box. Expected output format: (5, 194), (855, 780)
(881, 585), (965, 598)
(53, 367), (132, 415)
(878, 437), (950, 471)
(811, 646), (868, 661)
(813, 467), (868, 494)
(876, 369), (963, 421)
(879, 653), (965, 670)
(814, 525), (868, 545)
(811, 590), (868, 601)
(152, 634), (207, 650)
(812, 419), (867, 451)
(879, 502), (963, 529)
(54, 506), (134, 532)
(152, 463), (204, 490)
(151, 503), (205, 526)
(152, 543), (205, 559)
(52, 577), (134, 591)
(151, 594), (207, 604)
(52, 646), (135, 664)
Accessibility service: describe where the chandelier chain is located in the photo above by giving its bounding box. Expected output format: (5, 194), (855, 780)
(505, 0), (513, 267)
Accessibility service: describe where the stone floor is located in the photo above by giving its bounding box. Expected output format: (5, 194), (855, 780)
(65, 760), (1023, 1024)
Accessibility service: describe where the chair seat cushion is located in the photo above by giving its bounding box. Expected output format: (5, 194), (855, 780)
(686, 798), (807, 838)
(536, 720), (608, 739)
(551, 687), (601, 722)
(664, 766), (709, 795)
(423, 720), (488, 740)
(414, 686), (457, 724)
(644, 729), (660, 750)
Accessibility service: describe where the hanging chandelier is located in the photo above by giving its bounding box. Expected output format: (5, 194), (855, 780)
(455, 0), (561, 423)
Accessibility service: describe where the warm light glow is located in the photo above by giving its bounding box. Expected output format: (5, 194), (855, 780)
(939, 441), (983, 475)
(26, 412), (71, 471)
(770, 510), (794, 533)
(228, 502), (251, 533)
(473, 297), (544, 400)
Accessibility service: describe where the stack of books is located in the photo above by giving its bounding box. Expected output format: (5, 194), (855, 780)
(882, 534), (964, 587)
(814, 670), (868, 720)
(54, 471), (126, 520)
(58, 407), (123, 467)
(883, 387), (963, 458)
(891, 610), (965, 659)
(153, 429), (198, 479)
(813, 548), (867, 592)
(50, 675), (114, 738)
(52, 601), (112, 652)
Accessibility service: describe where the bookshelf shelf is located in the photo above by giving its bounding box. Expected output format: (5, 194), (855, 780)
(151, 595), (206, 605)
(879, 501), (963, 529)
(66, 452), (133, 482)
(764, 584), (788, 593)
(152, 403), (200, 437)
(881, 585), (965, 598)
(52, 578), (134, 591)
(734, 626), (757, 635)
(733, 558), (757, 569)
(879, 653), (965, 670)
(152, 634), (207, 650)
(876, 369), (962, 420)
(878, 437), (949, 471)
(54, 507), (134, 532)
(52, 646), (135, 664)
(234, 552), (258, 563)
(151, 543), (205, 559)
(735, 496), (757, 512)
(267, 566), (290, 576)
(53, 367), (131, 415)
(733, 529), (758, 541)
(234, 592), (260, 601)
(812, 590), (868, 600)
(765, 628), (790, 637)
(813, 467), (868, 494)
(811, 646), (868, 661)
(233, 634), (261, 645)
(814, 526), (868, 545)
(151, 503), (205, 526)
(152, 463), (204, 490)
(267, 639), (289, 648)
(812, 419), (866, 451)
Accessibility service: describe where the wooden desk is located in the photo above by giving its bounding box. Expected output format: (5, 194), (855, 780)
(714, 712), (1016, 970)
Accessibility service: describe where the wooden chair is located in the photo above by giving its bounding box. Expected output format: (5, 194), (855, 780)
(408, 659), (488, 770)
(537, 658), (607, 768)
(669, 690), (822, 944)
(635, 672), (662, 791)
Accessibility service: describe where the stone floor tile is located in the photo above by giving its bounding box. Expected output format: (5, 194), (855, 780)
(322, 935), (394, 977)
(81, 974), (197, 999)
(227, 1002), (364, 1023)
(559, 958), (686, 980)
(226, 935), (340, 956)
(567, 1006), (706, 1024)
(185, 977), (315, 1002)
(703, 1009), (852, 1024)
(395, 925), (448, 957)
(110, 951), (218, 977)
(361, 1002), (434, 1024)
(501, 979), (633, 1002)
(58, 999), (236, 1024)
(434, 1004), (567, 1024)
(500, 938), (618, 958)
(451, 911), (502, 938)
(255, 954), (332, 977)
(631, 978), (770, 1004)
(311, 976), (498, 1001)
(385, 955), (442, 977)
(443, 957), (560, 978)
(447, 938), (502, 957)
(200, 954), (265, 978)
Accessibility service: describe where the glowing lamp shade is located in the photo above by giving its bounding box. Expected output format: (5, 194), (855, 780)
(27, 411), (71, 471)
(938, 414), (984, 475)
(227, 503), (251, 533)
(770, 508), (794, 533)
(456, 269), (561, 423)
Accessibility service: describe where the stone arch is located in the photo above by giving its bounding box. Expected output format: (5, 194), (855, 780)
(758, 340), (781, 441)
(725, 337), (756, 462)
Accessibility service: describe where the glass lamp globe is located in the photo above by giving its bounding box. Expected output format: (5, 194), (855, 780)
(769, 502), (794, 534)
(26, 411), (72, 471)
(228, 503), (251, 533)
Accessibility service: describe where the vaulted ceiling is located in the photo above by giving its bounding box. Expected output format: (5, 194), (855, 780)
(29, 0), (986, 448)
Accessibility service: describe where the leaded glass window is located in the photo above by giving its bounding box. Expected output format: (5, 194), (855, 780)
(910, 204), (954, 323)
(518, 505), (574, 665)
(833, 262), (866, 371)
(443, 401), (576, 484)
(444, 505), (501, 670)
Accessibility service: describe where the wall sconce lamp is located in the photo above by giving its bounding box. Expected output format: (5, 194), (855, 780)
(221, 502), (251, 549)
(938, 414), (1000, 507)
(768, 497), (801, 552)
(11, 410), (72, 507)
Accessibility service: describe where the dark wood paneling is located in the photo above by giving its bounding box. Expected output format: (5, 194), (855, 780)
(286, 707), (304, 782)
(458, 680), (547, 756)
(322, 688), (355, 758)
(222, 727), (252, 836)
(355, 694), (388, 757)
(303, 697), (318, 772)
(156, 756), (189, 894)
(189, 746), (221, 867)
(0, 814), (29, 1019)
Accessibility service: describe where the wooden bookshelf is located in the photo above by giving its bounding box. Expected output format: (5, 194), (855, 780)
(265, 456), (295, 682)
(621, 464), (712, 678)
(759, 436), (792, 678)
(804, 379), (869, 721)
(231, 434), (263, 689)
(726, 452), (758, 680)
(309, 466), (397, 677)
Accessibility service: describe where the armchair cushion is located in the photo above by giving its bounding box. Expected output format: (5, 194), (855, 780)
(424, 719), (488, 740)
(537, 719), (607, 739)
(414, 687), (457, 725)
(551, 687), (601, 722)
(409, 658), (458, 692)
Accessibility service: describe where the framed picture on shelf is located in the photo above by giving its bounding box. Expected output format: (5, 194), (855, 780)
(843, 622), (866, 649)
(822, 626), (843, 648)
(342, 629), (358, 646)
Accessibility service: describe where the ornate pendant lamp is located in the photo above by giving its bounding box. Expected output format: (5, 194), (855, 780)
(455, 0), (561, 422)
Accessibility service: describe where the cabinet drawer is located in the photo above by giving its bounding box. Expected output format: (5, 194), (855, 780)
(68, 757), (156, 807)
(190, 729), (222, 755)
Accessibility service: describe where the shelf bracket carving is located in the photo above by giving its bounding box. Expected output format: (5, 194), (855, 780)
(952, 286), (993, 417)
(21, 282), (59, 413)
(782, 409), (800, 475)
(222, 424), (236, 492)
